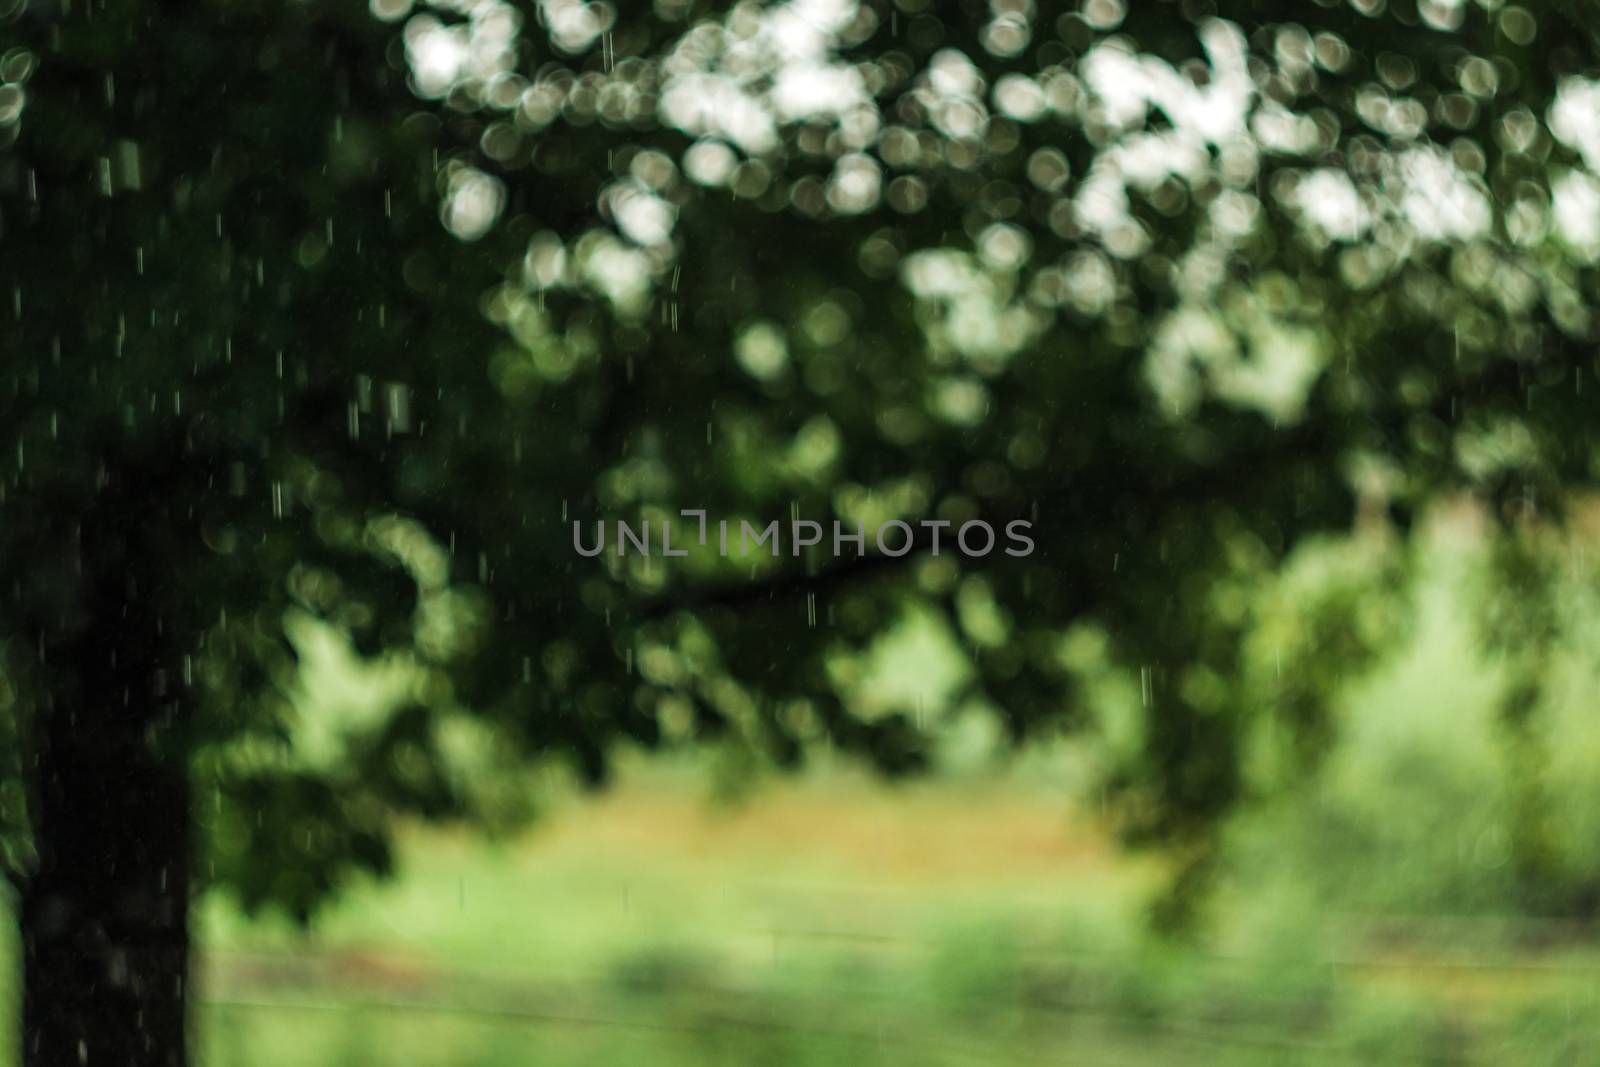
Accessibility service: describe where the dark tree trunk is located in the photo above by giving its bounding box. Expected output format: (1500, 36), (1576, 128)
(20, 575), (192, 1067)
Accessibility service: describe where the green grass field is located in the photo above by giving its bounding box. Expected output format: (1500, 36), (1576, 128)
(187, 753), (1600, 1066)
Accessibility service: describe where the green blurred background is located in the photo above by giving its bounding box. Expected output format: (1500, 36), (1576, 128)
(8, 507), (1599, 1066)
(10, 0), (1600, 1061)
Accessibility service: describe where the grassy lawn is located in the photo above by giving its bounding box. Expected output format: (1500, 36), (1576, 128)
(197, 761), (1162, 1066)
(192, 754), (1600, 1066)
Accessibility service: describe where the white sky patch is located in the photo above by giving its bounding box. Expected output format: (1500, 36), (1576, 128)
(1505, 193), (1549, 247)
(1147, 302), (1323, 423)
(1251, 102), (1322, 155)
(1080, 41), (1148, 128)
(1148, 306), (1236, 417)
(1111, 129), (1210, 190)
(932, 376), (987, 426)
(1418, 0), (1467, 31)
(404, 0), (520, 100)
(1228, 317), (1322, 422)
(683, 139), (738, 186)
(523, 231), (569, 288)
(763, 0), (855, 62)
(577, 233), (654, 316)
(946, 298), (1040, 365)
(1295, 168), (1371, 242)
(1177, 20), (1254, 143)
(1072, 19), (1255, 252)
(607, 182), (677, 247)
(1391, 146), (1491, 241)
(1552, 170), (1600, 262)
(735, 321), (790, 381)
(659, 73), (779, 154)
(1072, 161), (1132, 237)
(1550, 77), (1600, 174)
(917, 49), (991, 142)
(901, 249), (1044, 365)
(976, 223), (1031, 272)
(1069, 158), (1152, 260)
(771, 63), (865, 122)
(1062, 250), (1116, 316)
(1081, 19), (1252, 145)
(932, 97), (986, 140)
(902, 248), (982, 301)
(1209, 190), (1260, 240)
(405, 16), (470, 98)
(658, 0), (869, 154)
(537, 0), (615, 54)
(993, 74), (1047, 122)
(927, 48), (986, 100)
(441, 165), (505, 241)
(827, 153), (882, 214)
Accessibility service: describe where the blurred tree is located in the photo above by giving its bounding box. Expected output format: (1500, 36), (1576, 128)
(3, 0), (1600, 1063)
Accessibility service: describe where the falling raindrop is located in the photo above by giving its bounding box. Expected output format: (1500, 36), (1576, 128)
(386, 383), (412, 433)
